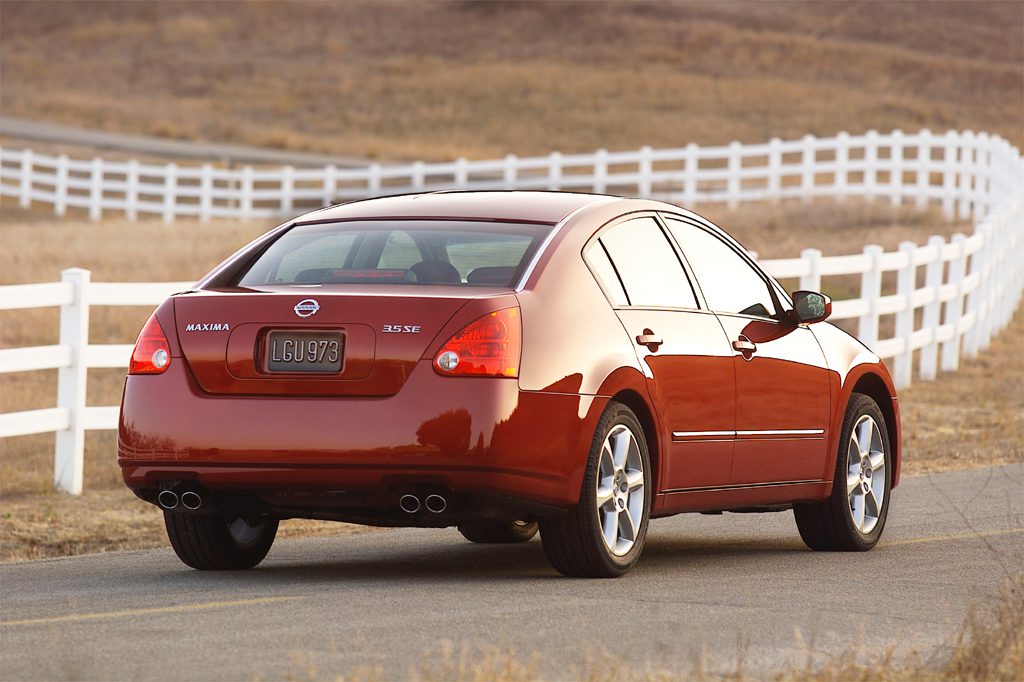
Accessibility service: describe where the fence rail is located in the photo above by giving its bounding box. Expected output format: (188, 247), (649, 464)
(1, 129), (1021, 494)
(2, 129), (1020, 223)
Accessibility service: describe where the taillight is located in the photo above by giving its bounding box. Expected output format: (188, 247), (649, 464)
(434, 307), (521, 378)
(129, 313), (171, 375)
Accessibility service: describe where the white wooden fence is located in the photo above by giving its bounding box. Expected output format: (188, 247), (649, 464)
(1, 129), (1020, 223)
(0, 129), (1021, 494)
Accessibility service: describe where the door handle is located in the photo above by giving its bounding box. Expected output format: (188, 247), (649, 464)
(636, 330), (663, 351)
(732, 337), (757, 353)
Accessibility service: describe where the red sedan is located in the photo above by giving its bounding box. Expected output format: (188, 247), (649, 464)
(119, 192), (900, 577)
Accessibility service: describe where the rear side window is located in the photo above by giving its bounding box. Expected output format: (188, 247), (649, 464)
(597, 217), (698, 309)
(236, 220), (551, 287)
(585, 242), (629, 306)
(665, 217), (778, 318)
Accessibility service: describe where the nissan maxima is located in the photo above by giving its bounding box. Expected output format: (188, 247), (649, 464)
(119, 191), (900, 577)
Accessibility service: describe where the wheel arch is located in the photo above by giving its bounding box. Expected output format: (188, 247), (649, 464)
(847, 371), (901, 488)
(609, 389), (660, 495)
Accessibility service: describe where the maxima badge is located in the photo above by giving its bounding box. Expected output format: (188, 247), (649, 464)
(294, 298), (320, 318)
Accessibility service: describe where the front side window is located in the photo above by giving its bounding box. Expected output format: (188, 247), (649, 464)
(236, 220), (551, 287)
(665, 217), (778, 318)
(597, 217), (698, 309)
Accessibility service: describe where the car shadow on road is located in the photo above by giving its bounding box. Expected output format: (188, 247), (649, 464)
(149, 532), (811, 586)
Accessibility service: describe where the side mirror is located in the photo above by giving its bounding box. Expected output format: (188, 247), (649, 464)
(791, 290), (832, 324)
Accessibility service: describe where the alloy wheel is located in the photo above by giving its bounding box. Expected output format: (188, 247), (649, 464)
(596, 424), (646, 556)
(846, 415), (886, 534)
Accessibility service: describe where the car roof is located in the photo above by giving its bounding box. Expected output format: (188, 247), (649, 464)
(295, 191), (620, 225)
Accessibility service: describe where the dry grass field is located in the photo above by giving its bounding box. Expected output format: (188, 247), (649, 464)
(1, 1), (1021, 161)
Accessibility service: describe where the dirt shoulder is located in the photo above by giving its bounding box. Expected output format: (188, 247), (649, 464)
(0, 488), (377, 563)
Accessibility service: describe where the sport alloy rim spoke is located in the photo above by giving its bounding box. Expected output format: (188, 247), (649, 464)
(595, 424), (645, 557)
(846, 468), (861, 495)
(846, 414), (886, 535)
(625, 469), (644, 491)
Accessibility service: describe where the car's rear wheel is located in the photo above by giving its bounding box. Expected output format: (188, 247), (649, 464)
(794, 393), (892, 551)
(164, 512), (278, 570)
(539, 401), (651, 578)
(457, 519), (539, 544)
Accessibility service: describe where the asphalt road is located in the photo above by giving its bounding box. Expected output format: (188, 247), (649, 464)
(2, 465), (1021, 680)
(0, 116), (375, 167)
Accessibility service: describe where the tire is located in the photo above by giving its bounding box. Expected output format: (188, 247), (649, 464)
(794, 393), (892, 551)
(457, 519), (539, 544)
(164, 512), (278, 570)
(539, 401), (652, 578)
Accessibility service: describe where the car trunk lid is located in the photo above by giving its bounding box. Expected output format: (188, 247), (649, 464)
(172, 286), (503, 396)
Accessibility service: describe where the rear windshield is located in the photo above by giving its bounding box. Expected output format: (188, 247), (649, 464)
(236, 220), (553, 288)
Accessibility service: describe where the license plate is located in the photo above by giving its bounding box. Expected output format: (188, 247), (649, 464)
(265, 331), (343, 374)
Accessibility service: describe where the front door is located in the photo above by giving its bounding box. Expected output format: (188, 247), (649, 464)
(664, 215), (832, 485)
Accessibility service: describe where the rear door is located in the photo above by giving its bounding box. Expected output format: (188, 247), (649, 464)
(587, 215), (736, 490)
(664, 215), (832, 485)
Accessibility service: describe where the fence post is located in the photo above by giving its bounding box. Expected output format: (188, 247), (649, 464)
(800, 134), (815, 203)
(726, 141), (741, 209)
(893, 241), (917, 388)
(162, 163), (178, 224)
(368, 163), (381, 196)
(638, 146), (652, 198)
(54, 268), (90, 495)
(280, 165), (294, 214)
(889, 129), (904, 206)
(963, 223), (990, 359)
(241, 166), (254, 219)
(593, 149), (607, 194)
(915, 129), (931, 210)
(918, 235), (945, 381)
(503, 155), (518, 189)
(767, 137), (782, 202)
(412, 161), (425, 191)
(941, 233), (967, 371)
(799, 248), (821, 292)
(55, 154), (69, 217)
(835, 131), (849, 201)
(322, 164), (337, 206)
(858, 244), (883, 352)
(958, 131), (975, 220)
(972, 132), (989, 223)
(126, 159), (139, 221)
(89, 157), (103, 221)
(455, 157), (468, 188)
(200, 163), (213, 222)
(863, 130), (878, 202)
(684, 143), (698, 205)
(941, 131), (958, 220)
(548, 152), (562, 191)
(19, 148), (33, 208)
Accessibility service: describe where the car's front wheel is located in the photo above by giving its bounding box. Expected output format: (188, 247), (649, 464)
(794, 393), (892, 551)
(539, 401), (651, 578)
(164, 512), (278, 570)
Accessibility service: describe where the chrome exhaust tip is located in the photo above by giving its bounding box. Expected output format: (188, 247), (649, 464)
(180, 491), (202, 510)
(399, 494), (421, 514)
(424, 494), (447, 514)
(157, 490), (179, 510)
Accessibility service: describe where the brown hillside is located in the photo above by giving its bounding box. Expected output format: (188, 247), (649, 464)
(1, 1), (1021, 160)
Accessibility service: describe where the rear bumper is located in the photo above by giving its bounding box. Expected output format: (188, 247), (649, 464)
(118, 359), (605, 510)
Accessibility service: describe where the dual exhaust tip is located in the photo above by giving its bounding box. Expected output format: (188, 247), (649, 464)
(157, 489), (202, 511)
(399, 493), (447, 514)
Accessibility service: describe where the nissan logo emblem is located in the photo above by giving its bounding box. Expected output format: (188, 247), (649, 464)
(294, 298), (320, 318)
